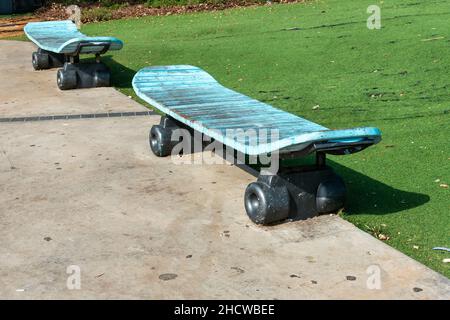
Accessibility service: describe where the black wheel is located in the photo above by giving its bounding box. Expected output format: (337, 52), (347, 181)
(149, 125), (173, 157)
(244, 181), (290, 224)
(32, 51), (49, 70)
(94, 70), (110, 87)
(57, 69), (77, 90)
(316, 176), (346, 213)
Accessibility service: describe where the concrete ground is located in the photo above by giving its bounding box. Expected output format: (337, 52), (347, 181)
(0, 40), (449, 299)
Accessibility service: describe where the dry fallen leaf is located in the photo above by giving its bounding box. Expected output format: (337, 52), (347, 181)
(421, 36), (444, 42)
(378, 234), (389, 241)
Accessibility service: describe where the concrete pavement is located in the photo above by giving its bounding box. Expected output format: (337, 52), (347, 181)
(0, 40), (449, 299)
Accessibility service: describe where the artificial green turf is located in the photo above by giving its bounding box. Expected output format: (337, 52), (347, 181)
(15, 0), (450, 276)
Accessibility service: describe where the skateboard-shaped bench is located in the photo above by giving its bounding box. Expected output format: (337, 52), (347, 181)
(24, 20), (123, 90)
(133, 65), (382, 224)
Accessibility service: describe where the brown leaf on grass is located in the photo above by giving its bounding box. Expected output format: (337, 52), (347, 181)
(421, 36), (444, 42)
(378, 234), (389, 241)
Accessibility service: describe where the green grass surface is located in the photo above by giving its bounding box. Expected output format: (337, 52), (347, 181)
(11, 0), (450, 276)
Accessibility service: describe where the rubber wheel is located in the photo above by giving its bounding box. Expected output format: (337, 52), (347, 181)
(57, 69), (77, 90)
(316, 176), (346, 213)
(244, 181), (290, 225)
(32, 51), (49, 70)
(94, 70), (110, 87)
(149, 125), (173, 157)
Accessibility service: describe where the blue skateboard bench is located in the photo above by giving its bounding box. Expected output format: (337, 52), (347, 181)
(24, 20), (123, 90)
(133, 65), (382, 224)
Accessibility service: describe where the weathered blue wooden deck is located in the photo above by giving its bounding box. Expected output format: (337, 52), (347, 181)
(133, 65), (381, 155)
(24, 20), (123, 54)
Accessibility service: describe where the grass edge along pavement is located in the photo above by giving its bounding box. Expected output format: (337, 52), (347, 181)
(4, 0), (450, 278)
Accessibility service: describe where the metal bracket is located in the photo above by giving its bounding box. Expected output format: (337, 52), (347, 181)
(280, 139), (375, 160)
(71, 41), (112, 57)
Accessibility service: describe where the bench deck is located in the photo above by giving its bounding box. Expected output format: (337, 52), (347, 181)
(24, 20), (123, 55)
(133, 65), (382, 224)
(133, 65), (381, 156)
(24, 20), (123, 90)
